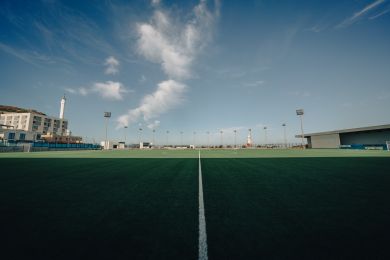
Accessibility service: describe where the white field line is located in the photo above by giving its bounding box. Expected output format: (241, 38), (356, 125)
(198, 150), (208, 260)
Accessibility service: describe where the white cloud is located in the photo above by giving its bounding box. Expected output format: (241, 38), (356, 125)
(243, 80), (265, 87)
(219, 126), (246, 134)
(147, 120), (160, 129)
(118, 1), (218, 128)
(104, 56), (120, 75)
(336, 0), (385, 28)
(139, 75), (147, 83)
(66, 81), (128, 100)
(369, 8), (390, 19)
(136, 0), (215, 79)
(92, 81), (127, 100)
(151, 0), (160, 6)
(117, 80), (187, 127)
(79, 87), (88, 96)
(65, 87), (88, 96)
(64, 88), (76, 94)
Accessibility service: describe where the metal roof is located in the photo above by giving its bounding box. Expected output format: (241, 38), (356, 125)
(296, 124), (390, 138)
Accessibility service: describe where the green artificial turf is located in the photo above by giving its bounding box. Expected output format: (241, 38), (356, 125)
(0, 148), (389, 158)
(0, 159), (198, 260)
(202, 157), (390, 259)
(1, 149), (390, 259)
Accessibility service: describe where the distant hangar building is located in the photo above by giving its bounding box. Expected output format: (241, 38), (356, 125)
(296, 124), (390, 149)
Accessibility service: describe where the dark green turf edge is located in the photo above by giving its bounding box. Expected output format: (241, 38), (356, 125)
(202, 157), (390, 260)
(0, 159), (198, 260)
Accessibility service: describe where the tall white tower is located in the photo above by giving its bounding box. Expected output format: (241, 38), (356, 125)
(59, 95), (66, 119)
(247, 128), (252, 147)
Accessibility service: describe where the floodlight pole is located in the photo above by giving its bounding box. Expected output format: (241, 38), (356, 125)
(104, 112), (111, 150)
(282, 123), (287, 148)
(300, 116), (305, 149)
(220, 130), (223, 148)
(263, 126), (267, 147)
(152, 129), (156, 147)
(105, 118), (108, 149)
(234, 130), (237, 148)
(124, 126), (128, 144)
(296, 109), (305, 149)
(138, 128), (143, 148)
(166, 130), (169, 146)
(248, 128), (252, 148)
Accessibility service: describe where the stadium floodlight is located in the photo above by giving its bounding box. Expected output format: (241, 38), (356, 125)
(263, 126), (267, 147)
(220, 130), (223, 148)
(138, 128), (143, 148)
(124, 126), (128, 144)
(152, 129), (156, 147)
(234, 130), (237, 148)
(282, 123), (287, 148)
(248, 128), (252, 148)
(296, 109), (304, 116)
(296, 109), (305, 149)
(104, 112), (111, 150)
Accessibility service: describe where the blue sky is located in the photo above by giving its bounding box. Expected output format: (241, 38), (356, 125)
(0, 0), (389, 145)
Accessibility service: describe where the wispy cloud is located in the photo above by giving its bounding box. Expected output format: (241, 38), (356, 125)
(369, 8), (390, 19)
(242, 80), (265, 88)
(336, 0), (386, 28)
(151, 0), (161, 6)
(65, 81), (129, 100)
(117, 0), (219, 128)
(104, 56), (120, 75)
(65, 87), (88, 96)
(147, 120), (160, 129)
(118, 80), (187, 127)
(136, 1), (215, 79)
(0, 42), (70, 67)
(139, 75), (147, 83)
(92, 81), (127, 100)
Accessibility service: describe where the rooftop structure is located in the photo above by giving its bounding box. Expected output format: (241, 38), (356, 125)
(296, 124), (390, 149)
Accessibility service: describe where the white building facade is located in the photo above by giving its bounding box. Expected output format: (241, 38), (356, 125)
(0, 112), (68, 136)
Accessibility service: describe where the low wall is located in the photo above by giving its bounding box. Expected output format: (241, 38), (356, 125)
(0, 146), (24, 153)
(0, 146), (100, 153)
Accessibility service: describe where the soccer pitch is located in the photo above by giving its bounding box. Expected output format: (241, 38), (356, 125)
(1, 149), (390, 259)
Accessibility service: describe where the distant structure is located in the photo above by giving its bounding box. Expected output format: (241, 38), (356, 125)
(246, 129), (252, 147)
(0, 96), (81, 143)
(296, 124), (390, 149)
(59, 95), (66, 119)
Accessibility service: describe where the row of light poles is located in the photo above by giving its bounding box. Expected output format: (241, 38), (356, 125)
(104, 108), (305, 149)
(116, 125), (292, 147)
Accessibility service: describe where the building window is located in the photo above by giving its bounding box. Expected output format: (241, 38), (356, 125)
(8, 132), (15, 140)
(19, 133), (26, 140)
